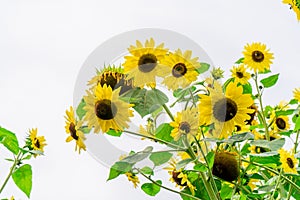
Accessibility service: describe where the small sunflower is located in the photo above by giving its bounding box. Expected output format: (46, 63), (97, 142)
(84, 84), (134, 133)
(212, 151), (239, 182)
(159, 49), (199, 90)
(88, 66), (133, 95)
(230, 64), (251, 85)
(64, 106), (86, 154)
(170, 108), (199, 141)
(123, 38), (168, 87)
(269, 112), (290, 132)
(283, 0), (300, 21)
(199, 82), (254, 138)
(125, 172), (140, 188)
(27, 128), (46, 157)
(278, 148), (299, 174)
(293, 87), (300, 102)
(243, 42), (274, 73)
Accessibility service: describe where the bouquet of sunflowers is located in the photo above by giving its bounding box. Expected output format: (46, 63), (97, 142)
(64, 35), (300, 200)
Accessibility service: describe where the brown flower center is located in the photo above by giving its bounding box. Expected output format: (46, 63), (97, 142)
(34, 138), (40, 149)
(213, 98), (238, 122)
(252, 50), (264, 62)
(276, 118), (286, 130)
(95, 99), (117, 120)
(138, 54), (157, 73)
(236, 71), (244, 78)
(212, 152), (239, 182)
(172, 171), (187, 186)
(287, 157), (294, 169)
(69, 122), (79, 140)
(179, 122), (191, 134)
(172, 63), (187, 78)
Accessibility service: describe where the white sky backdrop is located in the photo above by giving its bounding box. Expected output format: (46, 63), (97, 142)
(0, 0), (299, 199)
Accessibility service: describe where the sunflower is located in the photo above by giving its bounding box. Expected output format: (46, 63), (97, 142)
(88, 66), (133, 95)
(199, 82), (254, 138)
(230, 64), (251, 85)
(170, 108), (199, 141)
(123, 38), (168, 88)
(269, 112), (290, 132)
(165, 159), (196, 195)
(28, 128), (46, 157)
(293, 87), (300, 102)
(158, 49), (199, 90)
(64, 106), (86, 154)
(84, 84), (134, 133)
(283, 0), (300, 21)
(243, 42), (274, 73)
(125, 172), (140, 188)
(278, 148), (299, 174)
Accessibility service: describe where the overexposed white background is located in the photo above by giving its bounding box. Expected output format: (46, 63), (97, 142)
(0, 0), (299, 199)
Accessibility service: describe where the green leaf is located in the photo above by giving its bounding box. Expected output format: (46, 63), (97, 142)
(250, 152), (280, 165)
(220, 183), (234, 199)
(76, 99), (86, 120)
(12, 164), (32, 198)
(260, 74), (279, 88)
(258, 69), (272, 74)
(242, 83), (252, 94)
(122, 146), (153, 164)
(176, 158), (193, 170)
(206, 152), (215, 169)
(150, 152), (173, 166)
(289, 99), (298, 105)
(294, 116), (300, 131)
(107, 161), (133, 181)
(141, 180), (162, 196)
(275, 109), (295, 116)
(194, 163), (207, 172)
(235, 57), (244, 64)
(0, 127), (20, 155)
(140, 166), (153, 175)
(106, 129), (122, 137)
(222, 78), (234, 91)
(155, 123), (174, 143)
(251, 138), (285, 151)
(173, 86), (196, 98)
(195, 62), (210, 74)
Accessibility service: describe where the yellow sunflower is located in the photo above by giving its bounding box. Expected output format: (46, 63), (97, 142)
(269, 112), (290, 132)
(88, 66), (133, 95)
(123, 38), (168, 88)
(230, 64), (251, 85)
(159, 49), (199, 90)
(170, 108), (199, 141)
(283, 0), (300, 21)
(278, 148), (299, 174)
(293, 87), (300, 102)
(29, 128), (46, 156)
(125, 172), (140, 188)
(64, 106), (86, 154)
(199, 82), (254, 138)
(243, 42), (274, 73)
(84, 84), (134, 133)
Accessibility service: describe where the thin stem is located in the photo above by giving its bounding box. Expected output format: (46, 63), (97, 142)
(254, 73), (270, 140)
(188, 88), (197, 108)
(137, 169), (201, 200)
(163, 104), (175, 121)
(123, 130), (185, 150)
(271, 168), (282, 200)
(0, 151), (23, 193)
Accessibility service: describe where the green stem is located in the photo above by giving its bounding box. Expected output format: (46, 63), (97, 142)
(123, 130), (185, 150)
(254, 73), (270, 140)
(188, 88), (197, 108)
(137, 169), (202, 200)
(0, 151), (23, 194)
(163, 104), (175, 121)
(271, 168), (282, 200)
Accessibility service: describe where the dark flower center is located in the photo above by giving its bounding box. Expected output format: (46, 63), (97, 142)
(179, 122), (191, 134)
(172, 63), (187, 78)
(172, 171), (187, 186)
(34, 138), (40, 149)
(252, 50), (264, 62)
(235, 125), (242, 132)
(138, 54), (157, 73)
(95, 99), (117, 120)
(212, 152), (239, 182)
(69, 122), (79, 140)
(213, 98), (238, 122)
(287, 157), (294, 169)
(236, 71), (244, 78)
(99, 72), (133, 95)
(276, 118), (286, 129)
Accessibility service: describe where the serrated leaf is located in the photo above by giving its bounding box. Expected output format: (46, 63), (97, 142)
(76, 99), (86, 120)
(0, 127), (20, 155)
(194, 163), (207, 172)
(106, 129), (122, 137)
(206, 152), (215, 169)
(150, 152), (172, 166)
(155, 123), (174, 143)
(196, 62), (210, 74)
(140, 166), (153, 175)
(107, 161), (133, 181)
(12, 164), (32, 198)
(260, 74), (279, 88)
(141, 180), (162, 196)
(122, 146), (153, 164)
